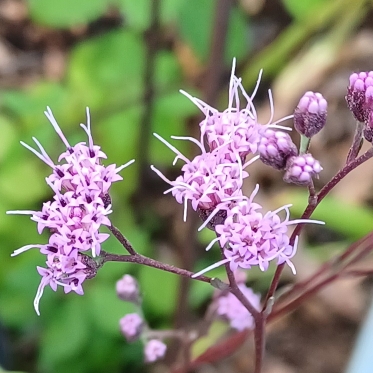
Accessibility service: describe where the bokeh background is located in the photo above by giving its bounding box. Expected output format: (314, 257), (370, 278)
(1, 0), (373, 372)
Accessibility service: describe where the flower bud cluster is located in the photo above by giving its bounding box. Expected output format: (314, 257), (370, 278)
(154, 61), (324, 278)
(346, 71), (373, 123)
(7, 108), (134, 315)
(116, 275), (167, 363)
(345, 71), (373, 143)
(294, 91), (327, 138)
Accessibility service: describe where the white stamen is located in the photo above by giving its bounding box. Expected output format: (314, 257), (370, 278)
(267, 89), (275, 125)
(20, 141), (55, 168)
(116, 159), (135, 173)
(205, 237), (220, 251)
(183, 197), (188, 222)
(171, 135), (205, 153)
(153, 133), (190, 164)
(192, 257), (233, 278)
(44, 107), (70, 148)
(11, 244), (43, 256)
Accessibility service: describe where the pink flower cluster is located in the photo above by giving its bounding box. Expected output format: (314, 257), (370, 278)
(116, 275), (167, 363)
(7, 107), (134, 314)
(153, 61), (323, 276)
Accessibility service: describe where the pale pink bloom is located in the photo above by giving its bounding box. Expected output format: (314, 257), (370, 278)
(7, 107), (134, 314)
(144, 339), (167, 363)
(119, 313), (143, 342)
(216, 284), (260, 331)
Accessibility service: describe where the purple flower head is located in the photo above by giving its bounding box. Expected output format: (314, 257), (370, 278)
(346, 71), (373, 122)
(294, 91), (327, 138)
(216, 284), (260, 331)
(283, 153), (322, 186)
(151, 133), (255, 222)
(119, 313), (144, 342)
(23, 241), (89, 315)
(144, 339), (167, 363)
(258, 128), (298, 170)
(180, 59), (293, 161)
(193, 187), (324, 277)
(116, 274), (140, 303)
(7, 107), (134, 314)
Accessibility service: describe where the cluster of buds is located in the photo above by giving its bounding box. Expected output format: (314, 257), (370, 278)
(117, 274), (167, 363)
(7, 108), (134, 315)
(153, 61), (324, 278)
(346, 71), (373, 143)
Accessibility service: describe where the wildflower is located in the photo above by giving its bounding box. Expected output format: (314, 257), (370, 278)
(116, 274), (140, 303)
(258, 128), (298, 170)
(144, 339), (167, 363)
(283, 154), (322, 186)
(153, 60), (324, 278)
(120, 313), (144, 342)
(151, 134), (254, 222)
(180, 60), (293, 161)
(193, 186), (324, 277)
(346, 71), (373, 122)
(216, 283), (260, 331)
(7, 107), (134, 314)
(294, 91), (327, 138)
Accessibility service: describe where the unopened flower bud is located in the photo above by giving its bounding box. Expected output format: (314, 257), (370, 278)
(144, 339), (167, 363)
(258, 129), (297, 170)
(346, 71), (373, 122)
(283, 154), (322, 186)
(119, 313), (143, 342)
(294, 91), (327, 138)
(116, 274), (140, 303)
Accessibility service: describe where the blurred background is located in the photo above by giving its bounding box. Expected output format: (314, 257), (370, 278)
(1, 0), (373, 372)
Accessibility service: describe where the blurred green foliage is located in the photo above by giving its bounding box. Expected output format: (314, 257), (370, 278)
(0, 0), (372, 372)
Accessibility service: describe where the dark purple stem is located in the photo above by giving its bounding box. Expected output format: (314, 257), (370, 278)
(263, 146), (373, 309)
(221, 247), (264, 373)
(102, 251), (212, 284)
(108, 224), (137, 255)
(346, 120), (364, 164)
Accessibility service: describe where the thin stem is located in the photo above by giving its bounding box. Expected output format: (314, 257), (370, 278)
(346, 120), (364, 164)
(263, 146), (373, 309)
(269, 233), (373, 319)
(268, 273), (340, 320)
(102, 252), (212, 284)
(254, 316), (265, 373)
(108, 224), (137, 255)
(221, 247), (264, 373)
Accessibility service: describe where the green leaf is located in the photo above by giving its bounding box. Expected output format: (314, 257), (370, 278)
(282, 0), (330, 21)
(28, 0), (109, 28)
(1, 82), (71, 130)
(39, 298), (90, 365)
(0, 158), (47, 204)
(154, 51), (182, 91)
(116, 0), (151, 31)
(191, 321), (228, 358)
(178, 0), (250, 63)
(0, 116), (17, 164)
(139, 265), (178, 317)
(67, 30), (146, 111)
(286, 190), (373, 240)
(87, 283), (137, 335)
(150, 92), (197, 165)
(96, 106), (141, 196)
